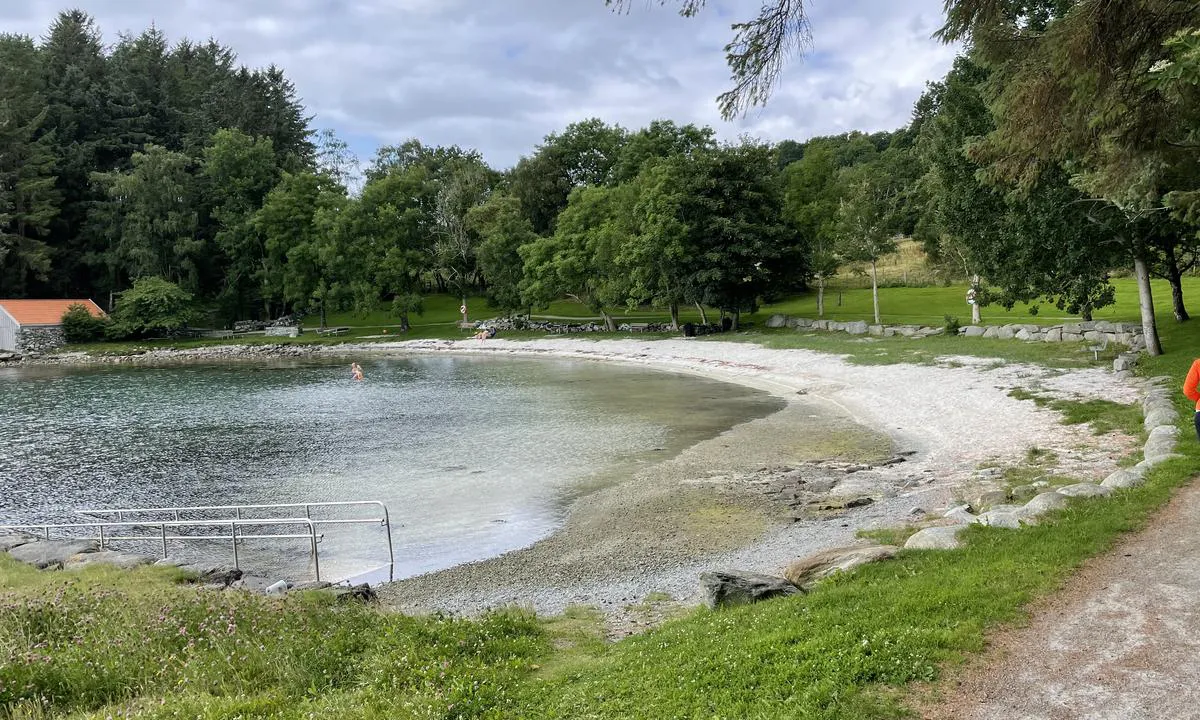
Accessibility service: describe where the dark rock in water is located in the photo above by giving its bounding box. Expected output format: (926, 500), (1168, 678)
(8, 540), (100, 569)
(331, 583), (377, 603)
(700, 570), (802, 609)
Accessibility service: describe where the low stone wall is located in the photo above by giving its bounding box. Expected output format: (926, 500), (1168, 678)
(17, 326), (66, 355)
(264, 326), (301, 338)
(764, 315), (1146, 351)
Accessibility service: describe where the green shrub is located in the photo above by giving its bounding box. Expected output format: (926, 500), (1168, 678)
(106, 277), (197, 340)
(60, 303), (109, 343)
(942, 314), (961, 336)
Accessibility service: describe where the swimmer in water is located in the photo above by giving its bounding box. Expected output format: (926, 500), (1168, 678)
(351, 362), (363, 381)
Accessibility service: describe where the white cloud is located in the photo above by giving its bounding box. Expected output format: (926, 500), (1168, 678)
(12, 0), (960, 168)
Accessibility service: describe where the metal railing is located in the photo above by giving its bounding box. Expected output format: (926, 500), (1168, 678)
(0, 500), (395, 583)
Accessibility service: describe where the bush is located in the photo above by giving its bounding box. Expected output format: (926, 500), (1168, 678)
(106, 277), (197, 340)
(942, 314), (961, 336)
(60, 303), (109, 343)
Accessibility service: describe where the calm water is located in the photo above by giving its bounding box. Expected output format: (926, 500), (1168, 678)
(0, 356), (781, 582)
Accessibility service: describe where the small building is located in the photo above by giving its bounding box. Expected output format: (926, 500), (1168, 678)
(0, 299), (107, 354)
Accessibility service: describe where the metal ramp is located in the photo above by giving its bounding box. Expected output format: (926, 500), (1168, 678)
(0, 500), (394, 583)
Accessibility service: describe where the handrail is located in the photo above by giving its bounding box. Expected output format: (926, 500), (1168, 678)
(0, 518), (324, 582)
(75, 500), (394, 580)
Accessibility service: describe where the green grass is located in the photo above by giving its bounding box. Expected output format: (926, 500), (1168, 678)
(1008, 389), (1146, 437)
(9, 453), (1191, 719)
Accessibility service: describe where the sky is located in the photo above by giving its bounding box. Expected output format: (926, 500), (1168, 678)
(5, 1), (961, 170)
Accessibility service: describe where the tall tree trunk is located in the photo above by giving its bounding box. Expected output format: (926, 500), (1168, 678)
(696, 302), (708, 325)
(817, 275), (826, 317)
(319, 303), (327, 330)
(669, 302), (679, 330)
(1164, 247), (1190, 322)
(460, 295), (468, 324)
(970, 274), (981, 325)
(601, 310), (616, 332)
(870, 259), (880, 325)
(732, 309), (740, 331)
(1134, 255), (1163, 356)
(400, 310), (410, 332)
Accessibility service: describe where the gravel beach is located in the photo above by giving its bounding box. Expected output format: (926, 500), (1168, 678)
(357, 337), (1140, 625)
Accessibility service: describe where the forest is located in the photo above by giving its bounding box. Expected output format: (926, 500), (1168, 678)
(1, 6), (1197, 352)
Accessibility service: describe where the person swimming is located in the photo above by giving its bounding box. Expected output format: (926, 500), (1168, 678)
(350, 362), (363, 381)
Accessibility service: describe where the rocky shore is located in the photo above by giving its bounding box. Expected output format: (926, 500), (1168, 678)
(4, 337), (1145, 634)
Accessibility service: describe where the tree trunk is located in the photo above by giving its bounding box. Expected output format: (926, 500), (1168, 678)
(319, 303), (327, 330)
(460, 295), (468, 324)
(817, 275), (825, 317)
(696, 302), (708, 325)
(1135, 255), (1163, 356)
(400, 310), (410, 332)
(1164, 248), (1190, 322)
(870, 259), (881, 325)
(601, 310), (616, 332)
(669, 302), (679, 330)
(970, 274), (980, 325)
(732, 309), (740, 331)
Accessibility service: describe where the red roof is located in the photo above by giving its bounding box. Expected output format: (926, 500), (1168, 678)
(0, 299), (107, 325)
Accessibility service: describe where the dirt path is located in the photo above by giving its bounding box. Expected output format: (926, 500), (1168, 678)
(920, 479), (1200, 720)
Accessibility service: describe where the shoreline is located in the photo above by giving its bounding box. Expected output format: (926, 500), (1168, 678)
(10, 337), (1142, 627)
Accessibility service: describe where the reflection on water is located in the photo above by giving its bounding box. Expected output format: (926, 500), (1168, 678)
(0, 356), (781, 582)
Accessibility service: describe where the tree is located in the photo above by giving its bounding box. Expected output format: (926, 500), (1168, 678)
(519, 183), (636, 330)
(432, 156), (496, 315)
(107, 276), (196, 339)
(835, 164), (898, 325)
(612, 120), (715, 183)
(200, 129), (279, 320)
(97, 145), (202, 292)
(509, 119), (628, 235)
(468, 192), (539, 314)
(0, 34), (58, 297)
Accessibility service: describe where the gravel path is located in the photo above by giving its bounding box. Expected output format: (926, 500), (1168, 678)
(919, 480), (1200, 720)
(360, 337), (1139, 623)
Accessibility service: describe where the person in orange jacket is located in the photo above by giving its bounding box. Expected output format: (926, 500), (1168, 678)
(1183, 358), (1200, 439)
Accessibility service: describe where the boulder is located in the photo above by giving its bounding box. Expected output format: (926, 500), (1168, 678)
(65, 550), (154, 570)
(1021, 491), (1070, 517)
(1043, 327), (1063, 342)
(782, 545), (900, 589)
(1144, 408), (1179, 431)
(231, 575), (279, 593)
(904, 526), (964, 550)
(8, 540), (100, 569)
(977, 511), (1022, 529)
(1101, 469), (1146, 489)
(700, 570), (802, 609)
(766, 314), (789, 329)
(962, 326), (986, 338)
(973, 490), (1011, 510)
(1015, 329), (1033, 341)
(943, 505), (980, 525)
(0, 534), (35, 552)
(1144, 438), (1178, 461)
(178, 564), (244, 587)
(331, 583), (378, 603)
(1056, 483), (1114, 499)
(845, 320), (869, 335)
(982, 327), (1000, 339)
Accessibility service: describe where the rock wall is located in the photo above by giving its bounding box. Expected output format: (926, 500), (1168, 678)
(764, 315), (1146, 351)
(17, 326), (66, 355)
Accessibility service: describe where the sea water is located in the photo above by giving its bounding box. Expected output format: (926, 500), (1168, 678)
(0, 355), (781, 582)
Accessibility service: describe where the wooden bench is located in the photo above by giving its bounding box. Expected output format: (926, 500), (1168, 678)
(315, 326), (350, 337)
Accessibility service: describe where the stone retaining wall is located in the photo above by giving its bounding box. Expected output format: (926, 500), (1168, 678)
(17, 326), (66, 355)
(764, 315), (1146, 351)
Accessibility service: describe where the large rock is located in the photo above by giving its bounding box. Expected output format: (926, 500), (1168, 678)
(782, 545), (900, 590)
(977, 511), (1022, 529)
(766, 314), (789, 329)
(1101, 469), (1146, 489)
(700, 570), (802, 609)
(8, 540), (100, 569)
(175, 563), (244, 587)
(0, 534), (35, 552)
(962, 326), (986, 338)
(1144, 407), (1179, 431)
(1021, 491), (1070, 517)
(943, 505), (980, 525)
(65, 550), (154, 570)
(1144, 437), (1178, 461)
(331, 583), (378, 603)
(974, 490), (1011, 510)
(904, 526), (964, 550)
(845, 320), (869, 335)
(1056, 483), (1114, 499)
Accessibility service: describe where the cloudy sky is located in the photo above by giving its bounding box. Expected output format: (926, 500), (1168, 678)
(6, 1), (960, 169)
